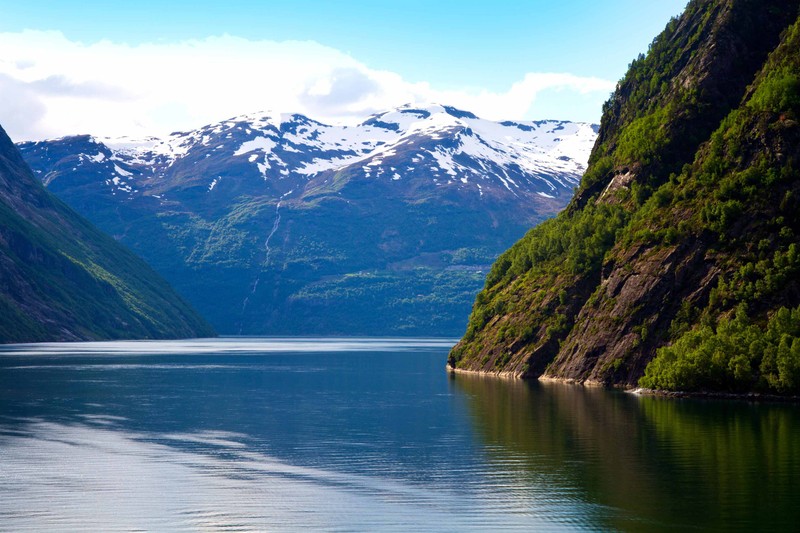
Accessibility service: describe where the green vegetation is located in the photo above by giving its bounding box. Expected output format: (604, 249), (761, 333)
(613, 105), (673, 167)
(0, 126), (214, 343)
(288, 268), (485, 334)
(485, 200), (628, 289)
(635, 15), (800, 392)
(641, 305), (800, 393)
(456, 199), (627, 350)
(450, 0), (800, 392)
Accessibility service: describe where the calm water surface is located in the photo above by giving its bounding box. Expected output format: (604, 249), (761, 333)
(0, 338), (798, 531)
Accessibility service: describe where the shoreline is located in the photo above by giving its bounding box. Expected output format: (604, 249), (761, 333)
(445, 364), (523, 380)
(447, 364), (800, 403)
(628, 387), (800, 403)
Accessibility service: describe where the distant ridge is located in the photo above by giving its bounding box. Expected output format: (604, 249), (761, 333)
(19, 104), (597, 336)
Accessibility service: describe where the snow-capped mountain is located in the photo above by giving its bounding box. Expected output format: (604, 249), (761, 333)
(19, 104), (597, 336)
(24, 104), (596, 204)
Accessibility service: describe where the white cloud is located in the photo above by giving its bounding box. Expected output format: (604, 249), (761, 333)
(433, 72), (615, 122)
(0, 74), (48, 140)
(0, 30), (614, 141)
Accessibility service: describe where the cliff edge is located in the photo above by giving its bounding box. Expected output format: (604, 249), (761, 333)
(449, 0), (800, 395)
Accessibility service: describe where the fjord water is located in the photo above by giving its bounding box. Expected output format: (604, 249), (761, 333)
(0, 339), (798, 531)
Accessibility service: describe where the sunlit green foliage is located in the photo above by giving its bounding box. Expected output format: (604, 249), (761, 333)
(640, 305), (800, 393)
(0, 183), (214, 342)
(459, 200), (627, 343)
(614, 105), (673, 167)
(483, 200), (628, 290)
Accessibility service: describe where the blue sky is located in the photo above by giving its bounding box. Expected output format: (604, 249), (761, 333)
(0, 0), (688, 139)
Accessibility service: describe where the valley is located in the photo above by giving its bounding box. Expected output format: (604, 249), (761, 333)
(20, 105), (597, 335)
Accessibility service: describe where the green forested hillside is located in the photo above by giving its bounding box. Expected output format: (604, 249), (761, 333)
(449, 0), (800, 394)
(0, 125), (214, 343)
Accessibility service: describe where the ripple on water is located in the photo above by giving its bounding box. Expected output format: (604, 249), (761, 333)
(0, 421), (591, 532)
(3, 338), (796, 531)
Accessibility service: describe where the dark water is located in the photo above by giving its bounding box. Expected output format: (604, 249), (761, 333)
(0, 338), (798, 532)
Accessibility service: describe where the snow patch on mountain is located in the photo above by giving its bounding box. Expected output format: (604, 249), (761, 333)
(19, 104), (598, 203)
(234, 137), (277, 157)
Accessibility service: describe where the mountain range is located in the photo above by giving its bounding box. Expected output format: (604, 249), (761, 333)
(19, 104), (597, 335)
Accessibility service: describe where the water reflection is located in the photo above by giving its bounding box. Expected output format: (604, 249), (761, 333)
(0, 420), (475, 532)
(2, 339), (798, 531)
(0, 337), (458, 357)
(0, 338), (581, 532)
(453, 374), (800, 532)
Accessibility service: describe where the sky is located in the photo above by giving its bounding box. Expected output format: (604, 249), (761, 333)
(0, 0), (688, 141)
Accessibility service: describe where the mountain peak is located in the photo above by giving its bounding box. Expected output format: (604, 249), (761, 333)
(20, 105), (597, 203)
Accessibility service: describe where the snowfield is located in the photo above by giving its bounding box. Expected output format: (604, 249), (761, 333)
(37, 104), (597, 200)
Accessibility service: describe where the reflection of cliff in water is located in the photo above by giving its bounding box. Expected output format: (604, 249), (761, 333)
(452, 374), (800, 531)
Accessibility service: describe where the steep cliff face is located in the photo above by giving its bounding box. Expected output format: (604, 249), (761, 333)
(0, 124), (214, 343)
(449, 0), (800, 393)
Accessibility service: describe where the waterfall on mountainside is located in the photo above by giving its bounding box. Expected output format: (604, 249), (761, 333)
(238, 190), (294, 333)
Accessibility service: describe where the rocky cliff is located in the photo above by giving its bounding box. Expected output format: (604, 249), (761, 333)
(449, 0), (800, 394)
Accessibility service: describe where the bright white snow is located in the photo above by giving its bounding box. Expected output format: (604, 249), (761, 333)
(234, 137), (277, 157)
(63, 104), (596, 198)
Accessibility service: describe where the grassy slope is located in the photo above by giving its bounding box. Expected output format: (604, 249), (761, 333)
(0, 125), (214, 343)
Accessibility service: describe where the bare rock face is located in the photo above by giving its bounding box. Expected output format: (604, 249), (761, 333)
(548, 240), (716, 385)
(449, 0), (800, 390)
